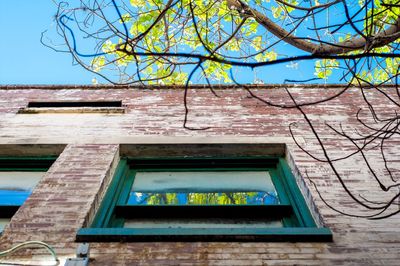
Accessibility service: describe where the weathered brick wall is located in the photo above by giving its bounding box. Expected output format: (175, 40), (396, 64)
(0, 85), (399, 265)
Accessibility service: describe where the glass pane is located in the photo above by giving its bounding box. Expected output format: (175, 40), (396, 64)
(0, 172), (45, 205)
(128, 171), (279, 205)
(124, 218), (283, 229)
(0, 218), (10, 233)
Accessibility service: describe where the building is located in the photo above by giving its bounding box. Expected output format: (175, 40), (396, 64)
(0, 85), (399, 265)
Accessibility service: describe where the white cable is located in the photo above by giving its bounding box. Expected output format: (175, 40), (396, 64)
(0, 241), (59, 263)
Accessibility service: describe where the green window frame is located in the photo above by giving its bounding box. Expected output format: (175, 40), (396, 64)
(0, 157), (56, 234)
(77, 157), (332, 242)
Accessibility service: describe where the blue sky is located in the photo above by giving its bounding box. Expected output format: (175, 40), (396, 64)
(0, 1), (94, 84)
(0, 1), (328, 85)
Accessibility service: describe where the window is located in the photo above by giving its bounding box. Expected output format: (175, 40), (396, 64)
(77, 157), (332, 242)
(27, 101), (122, 108)
(0, 157), (55, 233)
(18, 101), (125, 114)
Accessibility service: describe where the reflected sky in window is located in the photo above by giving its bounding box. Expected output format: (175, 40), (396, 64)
(0, 171), (45, 205)
(128, 171), (279, 205)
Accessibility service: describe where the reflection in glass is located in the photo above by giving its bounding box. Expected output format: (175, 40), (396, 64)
(0, 218), (10, 233)
(0, 172), (45, 205)
(128, 191), (278, 205)
(128, 171), (279, 205)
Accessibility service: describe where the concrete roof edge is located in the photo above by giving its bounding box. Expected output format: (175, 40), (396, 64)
(0, 84), (359, 90)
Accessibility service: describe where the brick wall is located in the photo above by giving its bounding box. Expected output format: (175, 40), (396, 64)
(0, 85), (399, 265)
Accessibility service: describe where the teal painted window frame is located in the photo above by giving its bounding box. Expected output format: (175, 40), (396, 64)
(77, 157), (332, 242)
(0, 157), (56, 234)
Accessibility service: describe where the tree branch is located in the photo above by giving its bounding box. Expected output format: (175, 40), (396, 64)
(230, 0), (400, 55)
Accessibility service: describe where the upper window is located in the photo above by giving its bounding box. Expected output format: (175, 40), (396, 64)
(0, 157), (56, 233)
(18, 101), (125, 114)
(27, 101), (122, 108)
(77, 157), (332, 242)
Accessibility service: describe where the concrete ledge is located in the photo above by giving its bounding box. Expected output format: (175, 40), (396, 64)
(120, 143), (286, 157)
(0, 136), (301, 145)
(0, 144), (66, 156)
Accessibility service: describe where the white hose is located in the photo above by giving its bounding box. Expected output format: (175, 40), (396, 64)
(0, 241), (58, 263)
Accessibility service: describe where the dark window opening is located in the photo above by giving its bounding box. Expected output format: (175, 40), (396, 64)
(27, 101), (122, 108)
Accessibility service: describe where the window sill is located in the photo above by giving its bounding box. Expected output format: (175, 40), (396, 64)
(17, 107), (125, 114)
(76, 227), (333, 242)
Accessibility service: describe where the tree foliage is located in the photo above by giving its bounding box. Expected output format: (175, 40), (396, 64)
(52, 0), (400, 84)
